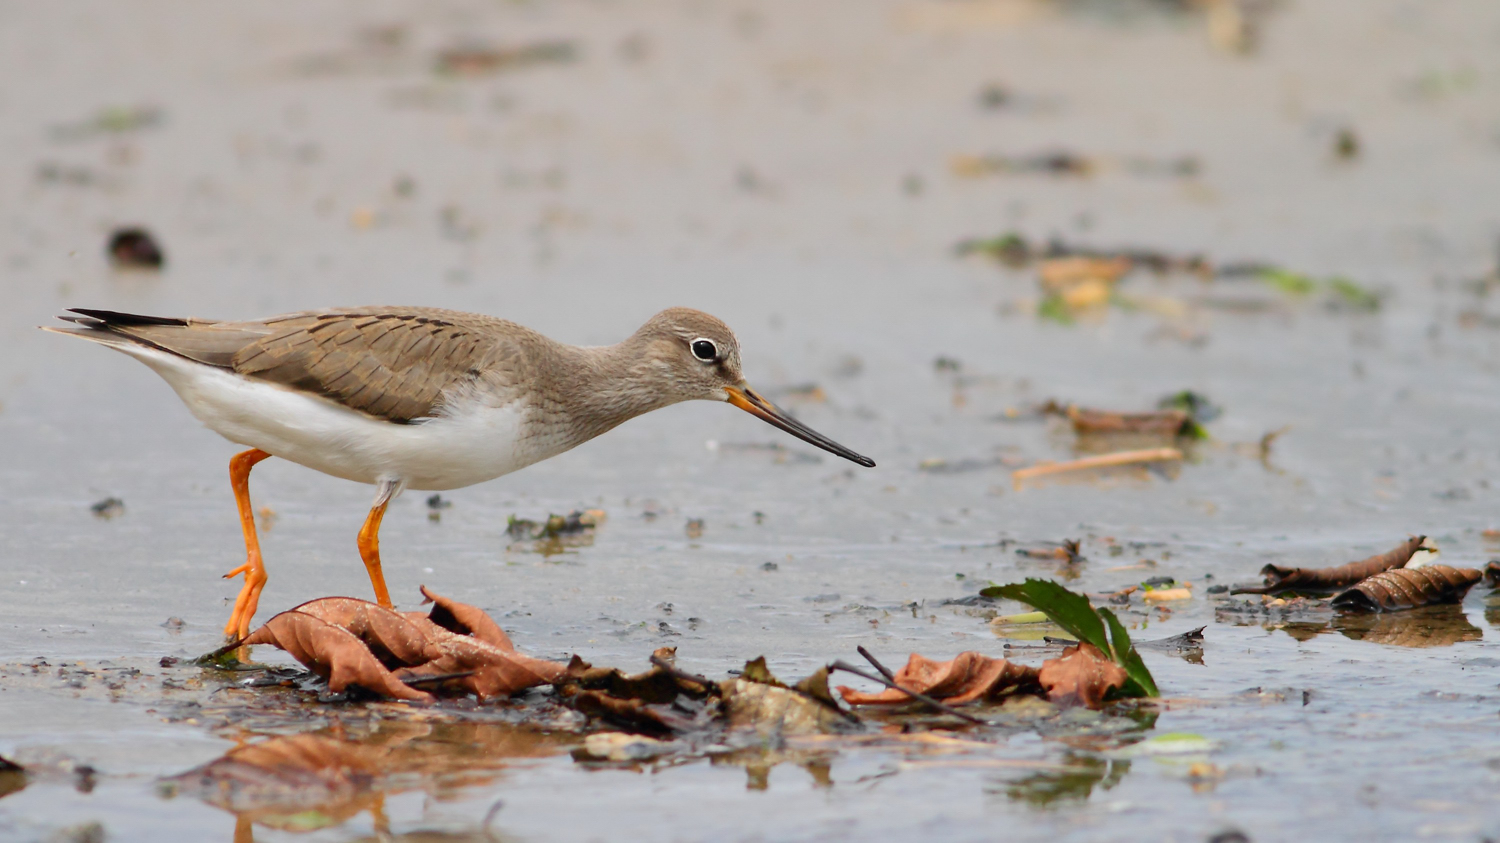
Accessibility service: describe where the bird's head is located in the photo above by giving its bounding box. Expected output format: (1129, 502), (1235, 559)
(630, 308), (875, 468)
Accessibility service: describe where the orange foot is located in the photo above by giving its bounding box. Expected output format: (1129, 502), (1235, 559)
(222, 557), (268, 642)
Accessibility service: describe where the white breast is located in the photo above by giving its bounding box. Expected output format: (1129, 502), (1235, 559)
(125, 345), (557, 490)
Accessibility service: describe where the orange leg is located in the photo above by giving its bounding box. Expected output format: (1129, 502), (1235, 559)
(357, 488), (395, 609)
(222, 448), (272, 641)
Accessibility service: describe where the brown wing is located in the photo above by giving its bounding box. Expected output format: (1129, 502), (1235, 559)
(231, 308), (505, 423)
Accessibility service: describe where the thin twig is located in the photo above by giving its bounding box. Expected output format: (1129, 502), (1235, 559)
(648, 654), (719, 692)
(830, 661), (991, 726)
(1012, 447), (1182, 490)
(856, 645), (898, 684)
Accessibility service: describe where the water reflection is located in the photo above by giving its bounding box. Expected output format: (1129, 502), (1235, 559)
(166, 721), (568, 841)
(997, 752), (1131, 807)
(1333, 605), (1483, 647)
(1248, 604), (1483, 648)
(1484, 593), (1500, 629)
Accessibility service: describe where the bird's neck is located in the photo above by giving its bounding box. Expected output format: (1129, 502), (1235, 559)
(543, 333), (683, 447)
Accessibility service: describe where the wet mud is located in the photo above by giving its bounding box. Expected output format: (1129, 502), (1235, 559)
(4, 1), (1500, 841)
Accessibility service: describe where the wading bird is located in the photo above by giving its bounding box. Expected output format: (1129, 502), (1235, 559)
(48, 307), (875, 640)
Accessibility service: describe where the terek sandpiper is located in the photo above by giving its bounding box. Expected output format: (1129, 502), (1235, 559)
(47, 306), (875, 639)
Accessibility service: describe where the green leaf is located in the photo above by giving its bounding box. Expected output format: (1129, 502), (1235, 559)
(1259, 268), (1316, 295)
(956, 232), (1030, 265)
(1100, 607), (1159, 697)
(986, 579), (1108, 652)
(1328, 277), (1380, 311)
(988, 578), (1158, 699)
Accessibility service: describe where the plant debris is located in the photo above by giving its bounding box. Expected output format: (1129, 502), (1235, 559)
(956, 232), (1209, 275)
(1067, 406), (1190, 437)
(1014, 539), (1083, 563)
(1233, 537), (1429, 594)
(1011, 448), (1183, 490)
(506, 509), (606, 554)
(984, 579), (1158, 698)
(835, 652), (1041, 706)
(1330, 566), (1483, 613)
(506, 509), (605, 540)
(49, 105), (165, 142)
(949, 151), (1199, 180)
(89, 496), (125, 519)
(238, 609), (433, 702)
(1037, 643), (1128, 709)
(226, 588), (567, 702)
(434, 41), (576, 76)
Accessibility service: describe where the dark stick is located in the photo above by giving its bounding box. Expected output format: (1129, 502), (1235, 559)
(856, 645), (898, 684)
(829, 661), (991, 726)
(649, 654), (719, 692)
(400, 671), (478, 687)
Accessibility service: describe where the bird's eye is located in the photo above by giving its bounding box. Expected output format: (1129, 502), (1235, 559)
(690, 338), (718, 362)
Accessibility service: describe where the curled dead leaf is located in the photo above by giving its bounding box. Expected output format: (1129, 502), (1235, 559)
(396, 621), (566, 700)
(289, 597), (438, 668)
(567, 690), (704, 735)
(244, 589), (566, 701)
(836, 652), (1040, 706)
(1330, 565), (1482, 613)
(417, 584), (513, 650)
(243, 611), (432, 702)
(559, 656), (714, 704)
(1234, 536), (1427, 594)
(1037, 642), (1127, 709)
(556, 656), (717, 735)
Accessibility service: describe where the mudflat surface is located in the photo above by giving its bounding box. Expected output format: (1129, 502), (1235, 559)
(2, 1), (1500, 841)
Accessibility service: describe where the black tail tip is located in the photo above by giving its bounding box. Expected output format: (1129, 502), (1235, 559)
(63, 308), (186, 327)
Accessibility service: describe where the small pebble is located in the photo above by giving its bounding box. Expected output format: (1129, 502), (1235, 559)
(107, 227), (164, 269)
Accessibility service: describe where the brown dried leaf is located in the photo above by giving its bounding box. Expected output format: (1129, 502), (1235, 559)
(289, 597), (438, 668)
(835, 652), (1041, 706)
(1235, 536), (1426, 594)
(1067, 406), (1189, 436)
(416, 585), (513, 651)
(397, 622), (566, 700)
(567, 690), (701, 736)
(243, 611), (432, 702)
(1330, 565), (1482, 613)
(1037, 642), (1127, 709)
(558, 656), (711, 704)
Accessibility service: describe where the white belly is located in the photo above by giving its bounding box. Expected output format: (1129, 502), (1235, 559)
(128, 346), (554, 490)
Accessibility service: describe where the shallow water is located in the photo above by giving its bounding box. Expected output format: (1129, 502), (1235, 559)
(3, 1), (1500, 841)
